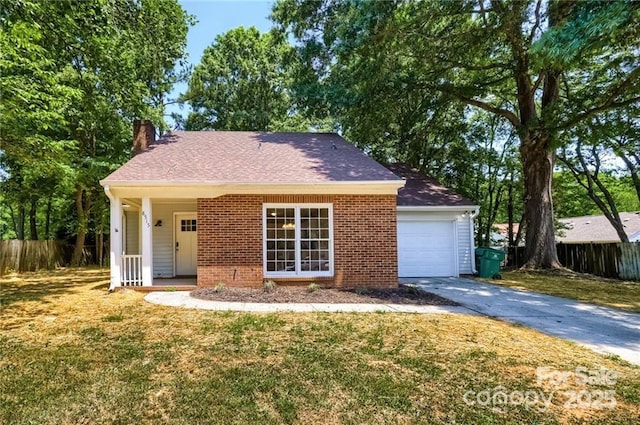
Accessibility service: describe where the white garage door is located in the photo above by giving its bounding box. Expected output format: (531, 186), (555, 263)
(397, 220), (456, 277)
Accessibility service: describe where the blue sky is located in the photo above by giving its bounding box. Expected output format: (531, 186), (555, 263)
(167, 0), (276, 126)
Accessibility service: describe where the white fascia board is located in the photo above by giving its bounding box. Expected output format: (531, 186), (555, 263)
(104, 180), (405, 199)
(397, 205), (480, 213)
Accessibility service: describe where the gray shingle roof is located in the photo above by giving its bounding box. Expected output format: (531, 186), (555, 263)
(102, 131), (402, 184)
(557, 212), (640, 243)
(385, 163), (476, 207)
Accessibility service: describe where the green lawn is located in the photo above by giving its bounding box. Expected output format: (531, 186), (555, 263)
(482, 270), (640, 314)
(1, 268), (639, 424)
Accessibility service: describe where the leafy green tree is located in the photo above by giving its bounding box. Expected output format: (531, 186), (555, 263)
(183, 26), (310, 131)
(273, 0), (640, 268)
(0, 0), (191, 263)
(463, 112), (520, 247)
(553, 171), (639, 220)
(556, 103), (640, 242)
(557, 136), (631, 242)
(594, 109), (640, 205)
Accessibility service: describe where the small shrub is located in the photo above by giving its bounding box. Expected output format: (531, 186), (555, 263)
(213, 283), (226, 293)
(354, 286), (369, 295)
(263, 279), (277, 293)
(165, 286), (177, 292)
(405, 285), (420, 295)
(308, 283), (321, 293)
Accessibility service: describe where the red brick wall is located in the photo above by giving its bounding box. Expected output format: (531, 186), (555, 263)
(197, 196), (263, 287)
(333, 195), (398, 288)
(197, 194), (398, 288)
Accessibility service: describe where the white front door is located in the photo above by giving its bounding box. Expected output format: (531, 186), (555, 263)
(175, 214), (197, 276)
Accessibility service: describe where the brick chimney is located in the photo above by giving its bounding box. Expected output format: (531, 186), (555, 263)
(132, 119), (155, 155)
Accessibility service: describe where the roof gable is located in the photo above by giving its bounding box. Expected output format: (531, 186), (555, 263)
(102, 131), (402, 185)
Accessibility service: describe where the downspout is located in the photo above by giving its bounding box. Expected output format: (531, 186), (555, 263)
(103, 185), (114, 202)
(469, 207), (480, 274)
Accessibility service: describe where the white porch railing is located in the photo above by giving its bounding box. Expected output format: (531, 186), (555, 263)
(121, 255), (143, 286)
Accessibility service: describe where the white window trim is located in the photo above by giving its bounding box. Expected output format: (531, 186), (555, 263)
(263, 203), (334, 278)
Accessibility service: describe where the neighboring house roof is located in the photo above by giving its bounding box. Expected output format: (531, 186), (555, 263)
(493, 223), (520, 237)
(102, 131), (402, 185)
(557, 212), (640, 243)
(385, 163), (477, 207)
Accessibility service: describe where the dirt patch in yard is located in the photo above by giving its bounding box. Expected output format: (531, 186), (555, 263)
(190, 284), (459, 305)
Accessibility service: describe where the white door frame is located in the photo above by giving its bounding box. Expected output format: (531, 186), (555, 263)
(173, 211), (197, 276)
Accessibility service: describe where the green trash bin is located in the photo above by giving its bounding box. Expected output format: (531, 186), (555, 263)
(475, 247), (505, 279)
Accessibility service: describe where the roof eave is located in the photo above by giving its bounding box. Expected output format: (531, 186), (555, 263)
(101, 180), (405, 199)
(397, 205), (480, 212)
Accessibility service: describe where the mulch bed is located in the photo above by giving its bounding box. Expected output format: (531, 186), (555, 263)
(190, 284), (459, 306)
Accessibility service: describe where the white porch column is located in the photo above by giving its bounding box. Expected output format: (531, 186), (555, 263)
(141, 197), (153, 286)
(109, 194), (122, 290)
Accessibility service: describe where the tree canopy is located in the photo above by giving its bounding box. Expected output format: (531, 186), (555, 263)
(183, 26), (315, 131)
(0, 0), (192, 263)
(273, 0), (640, 266)
(2, 0), (640, 272)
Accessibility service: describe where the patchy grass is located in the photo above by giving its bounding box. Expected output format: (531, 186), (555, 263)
(482, 270), (640, 314)
(1, 268), (639, 424)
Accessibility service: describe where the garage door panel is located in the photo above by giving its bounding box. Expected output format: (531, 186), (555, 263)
(397, 220), (456, 277)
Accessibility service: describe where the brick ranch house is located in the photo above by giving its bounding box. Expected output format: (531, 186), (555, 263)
(100, 121), (478, 290)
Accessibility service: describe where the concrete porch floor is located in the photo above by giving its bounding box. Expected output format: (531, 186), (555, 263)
(123, 278), (197, 292)
(153, 277), (197, 286)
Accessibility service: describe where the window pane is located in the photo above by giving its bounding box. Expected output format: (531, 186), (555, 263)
(180, 219), (196, 232)
(265, 207), (297, 274)
(301, 208), (330, 274)
(264, 206), (331, 275)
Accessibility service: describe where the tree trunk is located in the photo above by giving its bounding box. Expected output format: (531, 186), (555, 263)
(618, 153), (640, 204)
(71, 187), (92, 266)
(45, 194), (52, 239)
(520, 138), (562, 268)
(96, 232), (103, 267)
(590, 174), (630, 243)
(507, 173), (515, 246)
(557, 145), (630, 243)
(29, 199), (38, 240)
(476, 215), (484, 246)
(514, 216), (525, 247)
(16, 204), (25, 240)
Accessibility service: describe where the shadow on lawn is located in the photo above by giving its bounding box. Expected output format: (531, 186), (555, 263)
(0, 268), (110, 309)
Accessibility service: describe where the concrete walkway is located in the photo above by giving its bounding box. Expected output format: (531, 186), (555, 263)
(144, 291), (472, 315)
(402, 277), (640, 366)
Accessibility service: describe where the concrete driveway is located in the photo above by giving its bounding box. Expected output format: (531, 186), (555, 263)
(402, 277), (640, 366)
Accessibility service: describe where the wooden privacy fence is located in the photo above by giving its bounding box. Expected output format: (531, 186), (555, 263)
(0, 240), (109, 275)
(0, 240), (64, 275)
(507, 242), (640, 281)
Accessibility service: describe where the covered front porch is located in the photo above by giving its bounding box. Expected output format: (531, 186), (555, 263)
(105, 194), (198, 290)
